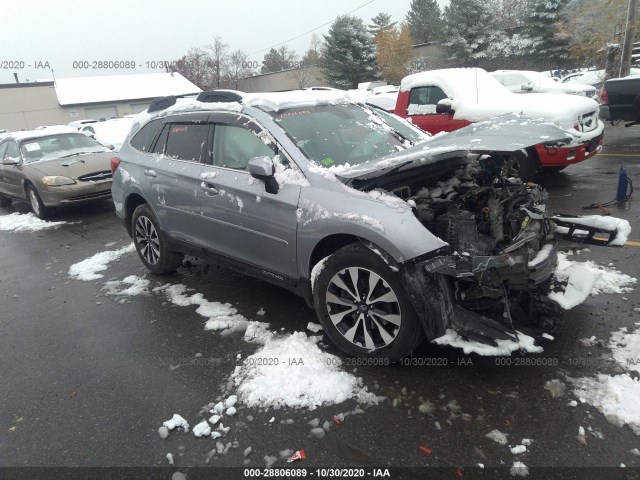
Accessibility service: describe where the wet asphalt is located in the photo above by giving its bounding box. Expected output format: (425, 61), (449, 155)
(1, 125), (640, 478)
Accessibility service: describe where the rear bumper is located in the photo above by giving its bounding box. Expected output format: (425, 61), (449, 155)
(534, 131), (603, 167)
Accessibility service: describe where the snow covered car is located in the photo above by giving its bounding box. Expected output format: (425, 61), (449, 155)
(491, 70), (597, 98)
(394, 68), (604, 178)
(111, 90), (630, 360)
(79, 117), (134, 151)
(0, 128), (114, 218)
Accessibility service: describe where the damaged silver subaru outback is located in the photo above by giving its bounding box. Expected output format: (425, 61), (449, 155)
(111, 90), (630, 361)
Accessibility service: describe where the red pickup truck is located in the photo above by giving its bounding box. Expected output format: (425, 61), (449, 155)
(389, 68), (604, 177)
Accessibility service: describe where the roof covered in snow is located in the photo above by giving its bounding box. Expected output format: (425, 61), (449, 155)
(54, 72), (202, 106)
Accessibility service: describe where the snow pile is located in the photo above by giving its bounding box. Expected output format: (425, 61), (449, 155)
(102, 275), (150, 296)
(510, 461), (529, 477)
(0, 213), (66, 232)
(609, 326), (640, 374)
(68, 244), (136, 281)
(232, 331), (381, 410)
(549, 252), (636, 310)
(434, 329), (543, 356)
(155, 283), (272, 344)
(572, 374), (640, 435)
(162, 414), (189, 433)
(485, 429), (509, 445)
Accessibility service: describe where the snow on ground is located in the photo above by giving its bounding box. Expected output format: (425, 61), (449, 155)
(68, 244), (136, 281)
(572, 374), (640, 435)
(434, 329), (543, 356)
(485, 429), (509, 445)
(102, 275), (151, 297)
(549, 252), (636, 309)
(232, 331), (382, 410)
(0, 212), (66, 232)
(568, 324), (640, 435)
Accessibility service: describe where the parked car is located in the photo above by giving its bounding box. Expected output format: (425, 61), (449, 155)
(68, 119), (98, 129)
(111, 90), (628, 360)
(393, 68), (604, 178)
(562, 68), (640, 90)
(599, 76), (640, 124)
(79, 117), (134, 151)
(0, 129), (114, 218)
(491, 70), (596, 98)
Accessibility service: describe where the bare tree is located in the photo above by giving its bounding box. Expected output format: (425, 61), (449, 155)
(206, 36), (229, 89)
(293, 61), (314, 88)
(225, 49), (254, 89)
(171, 47), (214, 90)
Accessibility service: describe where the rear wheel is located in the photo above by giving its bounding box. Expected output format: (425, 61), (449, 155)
(26, 185), (49, 219)
(0, 193), (12, 207)
(132, 204), (183, 274)
(313, 244), (423, 361)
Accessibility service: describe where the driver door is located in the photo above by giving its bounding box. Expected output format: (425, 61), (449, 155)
(0, 141), (26, 198)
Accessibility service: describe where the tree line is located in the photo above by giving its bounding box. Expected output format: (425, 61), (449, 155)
(169, 0), (626, 90)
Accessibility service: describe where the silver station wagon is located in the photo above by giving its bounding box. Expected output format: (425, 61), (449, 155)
(111, 90), (627, 360)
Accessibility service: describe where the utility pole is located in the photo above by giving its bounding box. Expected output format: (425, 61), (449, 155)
(620, 0), (637, 77)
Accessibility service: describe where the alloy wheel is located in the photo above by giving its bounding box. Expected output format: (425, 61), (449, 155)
(29, 189), (41, 216)
(325, 267), (402, 350)
(135, 215), (161, 265)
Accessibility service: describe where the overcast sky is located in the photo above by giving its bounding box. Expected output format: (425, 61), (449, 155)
(2, 0), (448, 84)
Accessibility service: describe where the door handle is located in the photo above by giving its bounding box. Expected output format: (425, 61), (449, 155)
(143, 169), (157, 177)
(200, 182), (219, 195)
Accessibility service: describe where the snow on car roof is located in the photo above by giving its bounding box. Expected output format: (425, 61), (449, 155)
(242, 89), (356, 111)
(54, 72), (202, 106)
(8, 126), (81, 141)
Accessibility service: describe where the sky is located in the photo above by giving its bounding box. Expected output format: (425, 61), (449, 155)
(1, 0), (448, 84)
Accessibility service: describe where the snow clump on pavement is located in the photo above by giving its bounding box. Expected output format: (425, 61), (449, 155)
(68, 244), (136, 281)
(0, 212), (66, 232)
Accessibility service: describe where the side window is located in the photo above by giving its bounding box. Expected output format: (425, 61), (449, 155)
(151, 125), (170, 154)
(5, 141), (20, 159)
(501, 74), (526, 87)
(163, 123), (210, 162)
(0, 142), (7, 160)
(407, 86), (448, 115)
(130, 119), (162, 152)
(212, 124), (273, 170)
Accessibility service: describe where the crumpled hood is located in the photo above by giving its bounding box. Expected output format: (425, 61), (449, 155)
(336, 114), (574, 184)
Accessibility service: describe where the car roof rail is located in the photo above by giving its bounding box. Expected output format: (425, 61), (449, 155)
(148, 96), (177, 113)
(196, 90), (244, 103)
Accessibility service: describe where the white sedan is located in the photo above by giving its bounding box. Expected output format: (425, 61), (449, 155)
(491, 70), (596, 98)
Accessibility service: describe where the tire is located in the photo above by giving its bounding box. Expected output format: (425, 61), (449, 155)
(513, 150), (539, 182)
(0, 193), (12, 207)
(131, 204), (183, 275)
(312, 244), (423, 361)
(26, 185), (50, 219)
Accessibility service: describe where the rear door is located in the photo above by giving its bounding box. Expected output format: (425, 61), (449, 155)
(145, 114), (210, 248)
(198, 113), (301, 280)
(405, 85), (470, 134)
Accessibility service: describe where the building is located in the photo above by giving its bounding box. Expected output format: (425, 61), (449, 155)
(0, 72), (201, 131)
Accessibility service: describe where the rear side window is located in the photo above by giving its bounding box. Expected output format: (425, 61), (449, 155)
(158, 123), (210, 162)
(5, 141), (19, 159)
(130, 119), (162, 152)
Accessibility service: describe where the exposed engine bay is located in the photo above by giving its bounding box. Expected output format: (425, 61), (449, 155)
(368, 154), (603, 346)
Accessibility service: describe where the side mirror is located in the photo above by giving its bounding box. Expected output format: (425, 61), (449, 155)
(248, 156), (274, 179)
(2, 156), (20, 166)
(436, 99), (454, 115)
(521, 83), (533, 91)
(248, 156), (279, 194)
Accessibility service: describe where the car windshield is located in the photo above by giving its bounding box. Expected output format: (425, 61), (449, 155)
(272, 104), (412, 168)
(20, 134), (109, 164)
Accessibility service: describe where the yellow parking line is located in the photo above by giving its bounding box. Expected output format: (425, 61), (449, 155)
(627, 240), (640, 247)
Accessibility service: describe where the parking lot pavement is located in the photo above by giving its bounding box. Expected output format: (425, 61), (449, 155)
(1, 124), (639, 474)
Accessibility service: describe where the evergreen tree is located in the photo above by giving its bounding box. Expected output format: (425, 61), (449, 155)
(368, 13), (397, 36)
(321, 15), (379, 89)
(520, 0), (570, 65)
(406, 0), (442, 43)
(261, 46), (296, 74)
(443, 0), (499, 65)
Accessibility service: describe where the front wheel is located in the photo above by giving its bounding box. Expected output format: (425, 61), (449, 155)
(312, 244), (423, 361)
(131, 204), (183, 274)
(26, 185), (50, 219)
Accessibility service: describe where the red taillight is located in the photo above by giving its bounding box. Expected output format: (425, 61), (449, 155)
(600, 86), (609, 105)
(110, 156), (121, 174)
